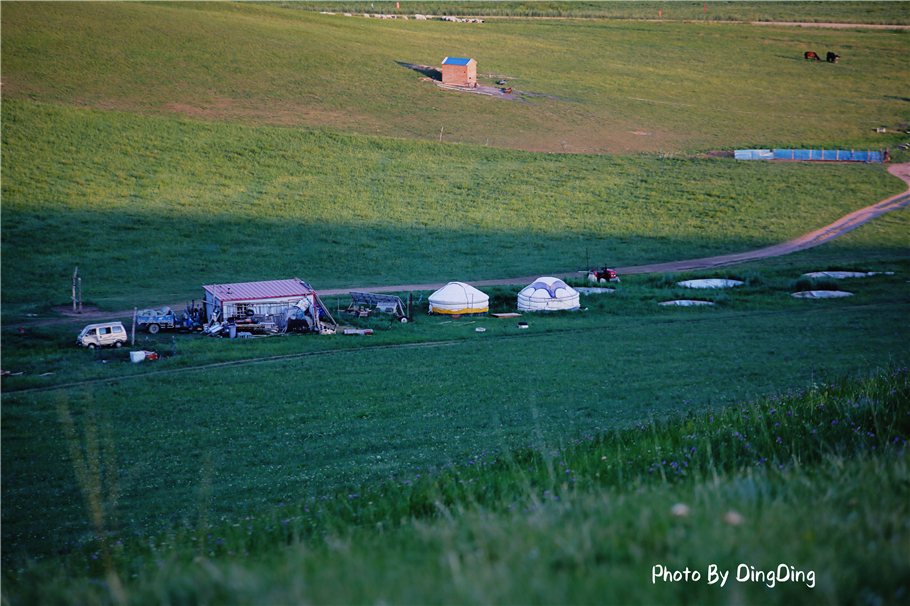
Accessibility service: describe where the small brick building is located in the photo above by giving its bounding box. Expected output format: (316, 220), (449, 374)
(441, 57), (477, 87)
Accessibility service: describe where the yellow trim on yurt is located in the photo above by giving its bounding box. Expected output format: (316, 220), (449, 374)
(429, 306), (489, 315)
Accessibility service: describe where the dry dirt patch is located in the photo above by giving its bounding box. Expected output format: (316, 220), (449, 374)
(162, 98), (378, 130)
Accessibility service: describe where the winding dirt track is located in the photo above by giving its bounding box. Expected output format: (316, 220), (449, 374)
(747, 21), (910, 30)
(8, 164), (909, 328)
(319, 162), (910, 296)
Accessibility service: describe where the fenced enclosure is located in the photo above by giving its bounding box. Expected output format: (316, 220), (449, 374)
(736, 149), (884, 162)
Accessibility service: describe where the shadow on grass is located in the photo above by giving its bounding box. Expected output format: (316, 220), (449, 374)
(396, 61), (441, 80)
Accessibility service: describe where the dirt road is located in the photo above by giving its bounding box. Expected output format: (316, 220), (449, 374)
(612, 162), (910, 275)
(8, 163), (909, 328)
(748, 21), (910, 30)
(320, 162), (910, 294)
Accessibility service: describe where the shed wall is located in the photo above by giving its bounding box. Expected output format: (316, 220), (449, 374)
(441, 62), (477, 86)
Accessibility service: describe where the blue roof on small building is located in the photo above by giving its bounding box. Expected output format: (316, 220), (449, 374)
(442, 57), (474, 66)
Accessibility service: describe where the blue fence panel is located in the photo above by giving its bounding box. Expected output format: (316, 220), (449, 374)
(771, 149), (882, 163)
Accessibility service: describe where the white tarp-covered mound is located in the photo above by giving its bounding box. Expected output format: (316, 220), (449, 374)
(792, 290), (854, 299)
(803, 271), (893, 279)
(517, 277), (580, 311)
(659, 300), (715, 306)
(678, 279), (744, 289)
(428, 282), (489, 315)
(575, 287), (615, 295)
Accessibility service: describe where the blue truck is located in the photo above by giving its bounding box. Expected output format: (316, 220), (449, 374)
(136, 304), (203, 334)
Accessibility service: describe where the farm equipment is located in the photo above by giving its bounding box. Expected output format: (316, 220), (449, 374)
(344, 292), (411, 323)
(587, 267), (620, 283)
(136, 303), (203, 334)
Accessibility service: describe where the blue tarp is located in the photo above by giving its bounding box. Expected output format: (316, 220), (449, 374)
(771, 149), (883, 163)
(735, 149), (882, 163)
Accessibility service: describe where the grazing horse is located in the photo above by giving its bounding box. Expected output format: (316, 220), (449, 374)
(804, 51), (821, 61)
(826, 52), (840, 63)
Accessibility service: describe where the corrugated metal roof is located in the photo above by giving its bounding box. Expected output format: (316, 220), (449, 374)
(442, 57), (474, 66)
(204, 278), (315, 302)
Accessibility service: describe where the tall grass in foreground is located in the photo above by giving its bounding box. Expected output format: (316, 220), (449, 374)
(7, 367), (908, 604)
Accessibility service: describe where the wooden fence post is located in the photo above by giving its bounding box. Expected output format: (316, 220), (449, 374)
(72, 267), (79, 313)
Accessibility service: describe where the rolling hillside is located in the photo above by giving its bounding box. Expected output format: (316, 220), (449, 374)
(3, 2), (908, 154)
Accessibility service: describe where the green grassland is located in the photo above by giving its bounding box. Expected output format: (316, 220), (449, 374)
(4, 365), (909, 604)
(3, 2), (908, 155)
(282, 1), (910, 24)
(3, 289), (909, 535)
(3, 259), (910, 393)
(2, 2), (909, 604)
(2, 99), (907, 317)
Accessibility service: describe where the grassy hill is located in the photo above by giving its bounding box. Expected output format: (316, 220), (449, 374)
(279, 1), (910, 24)
(2, 99), (906, 315)
(1, 2), (908, 604)
(3, 2), (908, 154)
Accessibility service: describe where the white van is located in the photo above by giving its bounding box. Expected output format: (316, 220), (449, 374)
(76, 322), (128, 349)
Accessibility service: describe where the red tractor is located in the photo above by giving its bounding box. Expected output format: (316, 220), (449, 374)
(587, 267), (620, 283)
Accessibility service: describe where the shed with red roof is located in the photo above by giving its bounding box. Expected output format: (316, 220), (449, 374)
(202, 278), (337, 332)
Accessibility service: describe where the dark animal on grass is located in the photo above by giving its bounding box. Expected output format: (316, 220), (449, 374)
(826, 52), (840, 63)
(804, 51), (821, 62)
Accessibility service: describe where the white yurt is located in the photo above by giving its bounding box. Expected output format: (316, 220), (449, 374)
(517, 277), (580, 311)
(428, 282), (490, 316)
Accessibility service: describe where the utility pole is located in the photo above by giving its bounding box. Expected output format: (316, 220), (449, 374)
(72, 267), (83, 313)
